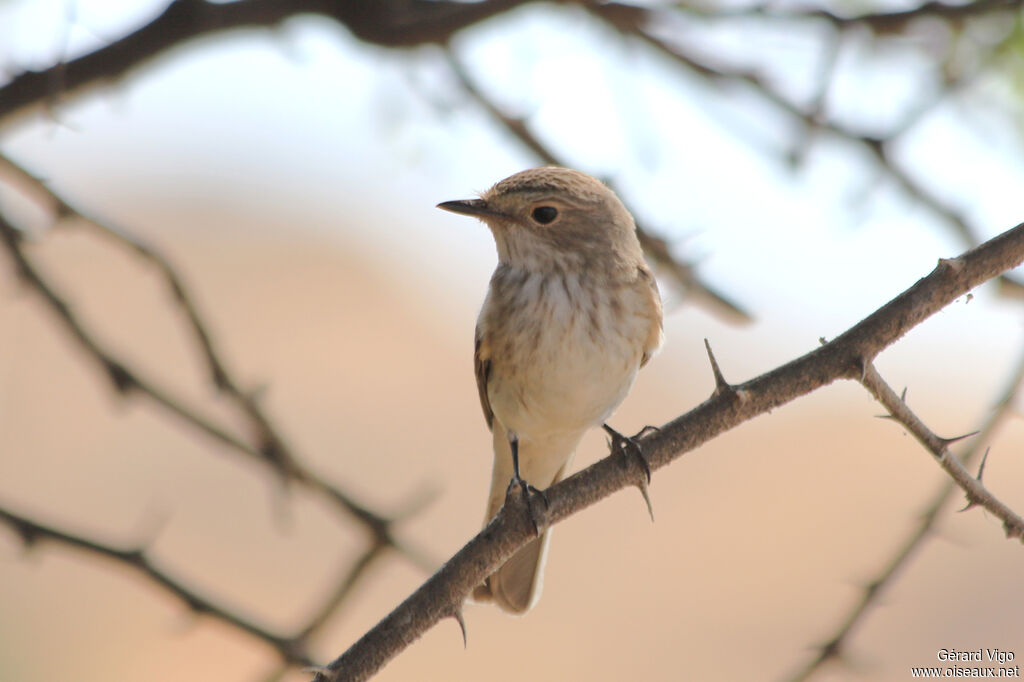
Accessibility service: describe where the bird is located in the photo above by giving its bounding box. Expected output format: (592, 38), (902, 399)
(437, 167), (664, 613)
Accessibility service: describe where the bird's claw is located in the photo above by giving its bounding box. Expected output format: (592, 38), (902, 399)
(603, 424), (653, 483)
(506, 474), (549, 536)
(603, 423), (656, 521)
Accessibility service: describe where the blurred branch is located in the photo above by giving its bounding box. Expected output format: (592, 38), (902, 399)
(0, 156), (448, 572)
(0, 165), (439, 666)
(785, 346), (1024, 682)
(0, 505), (314, 666)
(312, 225), (1024, 681)
(0, 0), (534, 127)
(0, 151), (300, 480)
(589, 3), (1024, 297)
(753, 0), (1024, 32)
(0, 183), (421, 544)
(443, 50), (753, 324)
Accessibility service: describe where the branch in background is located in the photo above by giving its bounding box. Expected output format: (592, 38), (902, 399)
(0, 170), (438, 674)
(0, 201), (424, 548)
(0, 0), (533, 126)
(5, 0), (1019, 128)
(0, 152), (300, 481)
(588, 3), (1024, 297)
(0, 505), (314, 666)
(784, 346), (1024, 682)
(0, 153), (444, 548)
(312, 224), (1024, 682)
(752, 0), (1024, 33)
(1, 0), (1018, 285)
(443, 51), (753, 324)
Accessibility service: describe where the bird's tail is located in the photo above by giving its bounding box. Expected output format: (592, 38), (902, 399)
(475, 424), (580, 614)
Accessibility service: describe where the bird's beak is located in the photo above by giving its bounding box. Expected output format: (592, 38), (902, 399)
(436, 199), (503, 219)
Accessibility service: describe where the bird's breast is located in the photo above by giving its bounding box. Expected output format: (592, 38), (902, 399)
(482, 268), (654, 439)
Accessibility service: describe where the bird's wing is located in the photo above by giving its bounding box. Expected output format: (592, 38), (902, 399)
(638, 264), (665, 368)
(474, 329), (494, 431)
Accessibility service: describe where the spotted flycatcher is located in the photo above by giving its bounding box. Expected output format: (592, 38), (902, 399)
(438, 167), (664, 613)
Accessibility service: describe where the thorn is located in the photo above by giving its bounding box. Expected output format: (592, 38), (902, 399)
(900, 386), (908, 402)
(302, 666), (334, 681)
(819, 637), (843, 662)
(602, 424), (656, 519)
(603, 423), (652, 483)
(862, 578), (883, 601)
(1004, 520), (1024, 542)
(102, 357), (137, 394)
(957, 498), (979, 513)
(636, 425), (661, 439)
(637, 477), (655, 522)
(873, 413), (898, 421)
(452, 608), (468, 647)
(703, 338), (732, 395)
(975, 447), (990, 483)
(818, 337), (828, 346)
(939, 430), (980, 447)
(13, 524), (40, 552)
(855, 357), (869, 382)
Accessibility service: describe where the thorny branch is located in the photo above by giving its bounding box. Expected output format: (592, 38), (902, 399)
(0, 178), (432, 554)
(0, 162), (434, 672)
(0, 506), (315, 666)
(311, 225), (1024, 682)
(859, 361), (1024, 537)
(783, 348), (1024, 682)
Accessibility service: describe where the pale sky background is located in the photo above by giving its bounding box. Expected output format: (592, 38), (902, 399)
(1, 1), (1024, 681)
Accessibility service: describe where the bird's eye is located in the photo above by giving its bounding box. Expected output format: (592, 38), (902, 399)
(531, 206), (559, 224)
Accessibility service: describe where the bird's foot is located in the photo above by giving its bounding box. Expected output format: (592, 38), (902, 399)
(603, 423), (657, 521)
(505, 474), (549, 536)
(603, 424), (655, 483)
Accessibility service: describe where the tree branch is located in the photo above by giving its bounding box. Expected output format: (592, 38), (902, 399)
(784, 345), (1024, 682)
(311, 224), (1024, 681)
(0, 505), (315, 666)
(0, 0), (534, 127)
(755, 0), (1024, 33)
(0, 177), (436, 618)
(859, 361), (1024, 538)
(588, 3), (1024, 297)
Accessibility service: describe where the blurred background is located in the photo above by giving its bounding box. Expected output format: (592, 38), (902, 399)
(1, 1), (1023, 681)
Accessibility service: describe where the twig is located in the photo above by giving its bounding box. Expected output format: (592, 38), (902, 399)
(0, 198), (442, 671)
(783, 346), (1024, 682)
(0, 505), (314, 666)
(588, 4), (1024, 296)
(0, 0), (534, 126)
(859, 360), (1024, 538)
(0, 187), (435, 629)
(754, 0), (1024, 33)
(0, 152), (301, 479)
(312, 226), (1024, 682)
